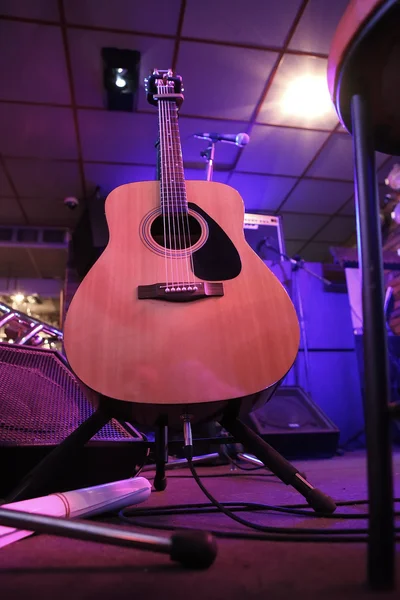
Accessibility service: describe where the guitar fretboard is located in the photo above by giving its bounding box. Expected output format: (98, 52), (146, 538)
(158, 92), (188, 214)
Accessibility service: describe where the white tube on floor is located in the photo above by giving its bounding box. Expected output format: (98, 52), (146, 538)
(0, 476), (151, 549)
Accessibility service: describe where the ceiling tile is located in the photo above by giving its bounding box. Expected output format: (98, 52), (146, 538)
(0, 165), (14, 196)
(282, 179), (354, 214)
(65, 0), (181, 35)
(338, 198), (355, 216)
(78, 110), (244, 166)
(236, 125), (329, 176)
(338, 184), (387, 215)
(84, 164), (230, 198)
(284, 240), (304, 256)
(67, 28), (174, 111)
(289, 0), (350, 54)
(297, 241), (334, 262)
(313, 216), (356, 243)
(84, 163), (156, 195)
(18, 197), (81, 227)
(4, 159), (82, 198)
(78, 110), (158, 163)
(182, 0), (302, 46)
(336, 123), (348, 133)
(0, 22), (70, 104)
(179, 117), (245, 165)
(176, 42), (279, 120)
(257, 55), (338, 130)
(0, 104), (78, 159)
(305, 133), (390, 180)
(0, 0), (59, 20)
(279, 213), (329, 240)
(0, 198), (25, 224)
(228, 173), (297, 212)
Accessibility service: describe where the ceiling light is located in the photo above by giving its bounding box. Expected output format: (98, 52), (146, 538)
(115, 74), (127, 88)
(102, 48), (141, 112)
(12, 293), (25, 304)
(281, 75), (333, 119)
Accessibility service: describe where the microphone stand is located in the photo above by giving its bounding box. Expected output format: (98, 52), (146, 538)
(200, 141), (216, 182)
(259, 239), (332, 395)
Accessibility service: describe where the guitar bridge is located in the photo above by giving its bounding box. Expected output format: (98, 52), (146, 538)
(137, 282), (224, 302)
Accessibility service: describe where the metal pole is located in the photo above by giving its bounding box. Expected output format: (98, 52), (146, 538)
(350, 93), (394, 590)
(204, 142), (216, 181)
(292, 266), (311, 394)
(0, 508), (217, 569)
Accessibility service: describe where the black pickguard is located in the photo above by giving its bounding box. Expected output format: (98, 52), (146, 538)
(188, 202), (241, 281)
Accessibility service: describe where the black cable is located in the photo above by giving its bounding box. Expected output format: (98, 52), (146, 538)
(185, 459), (374, 536)
(126, 500), (400, 519)
(157, 472), (278, 479)
(119, 503), (400, 543)
(119, 459), (400, 543)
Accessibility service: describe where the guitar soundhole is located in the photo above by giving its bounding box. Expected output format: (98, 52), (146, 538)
(150, 214), (202, 250)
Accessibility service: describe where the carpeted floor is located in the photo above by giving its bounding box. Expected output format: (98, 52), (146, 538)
(0, 450), (399, 599)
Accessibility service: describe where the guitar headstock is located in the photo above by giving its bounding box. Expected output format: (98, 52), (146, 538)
(145, 69), (184, 108)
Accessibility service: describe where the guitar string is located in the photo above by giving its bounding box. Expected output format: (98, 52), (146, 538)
(165, 84), (192, 290)
(160, 87), (174, 288)
(172, 100), (196, 287)
(158, 84), (169, 288)
(166, 84), (182, 290)
(164, 85), (178, 289)
(167, 95), (187, 290)
(176, 101), (195, 287)
(160, 78), (196, 290)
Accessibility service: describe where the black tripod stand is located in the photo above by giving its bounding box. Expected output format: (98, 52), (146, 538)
(5, 393), (336, 514)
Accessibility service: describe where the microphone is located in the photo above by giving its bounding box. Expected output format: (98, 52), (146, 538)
(194, 132), (250, 147)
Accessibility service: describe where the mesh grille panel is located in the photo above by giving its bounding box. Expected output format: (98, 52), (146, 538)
(0, 344), (133, 445)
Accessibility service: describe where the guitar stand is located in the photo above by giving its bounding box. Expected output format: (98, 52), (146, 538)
(219, 416), (336, 513)
(4, 395), (336, 514)
(154, 421), (168, 492)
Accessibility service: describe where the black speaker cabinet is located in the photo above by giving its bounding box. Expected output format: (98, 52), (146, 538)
(245, 386), (340, 459)
(0, 343), (145, 497)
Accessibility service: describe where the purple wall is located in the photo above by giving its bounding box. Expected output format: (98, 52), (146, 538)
(269, 260), (365, 445)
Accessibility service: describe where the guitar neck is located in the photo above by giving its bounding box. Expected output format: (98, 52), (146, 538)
(158, 96), (188, 214)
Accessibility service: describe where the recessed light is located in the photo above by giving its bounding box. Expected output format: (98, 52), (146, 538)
(281, 75), (333, 119)
(102, 48), (141, 112)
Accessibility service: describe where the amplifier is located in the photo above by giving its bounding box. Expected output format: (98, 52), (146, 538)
(0, 343), (145, 498)
(244, 386), (340, 459)
(243, 213), (285, 261)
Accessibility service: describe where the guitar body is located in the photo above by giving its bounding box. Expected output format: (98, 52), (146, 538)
(64, 180), (299, 412)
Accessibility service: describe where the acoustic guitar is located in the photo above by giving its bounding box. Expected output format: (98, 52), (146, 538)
(63, 70), (299, 424)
